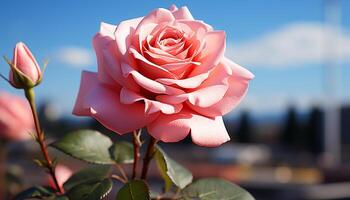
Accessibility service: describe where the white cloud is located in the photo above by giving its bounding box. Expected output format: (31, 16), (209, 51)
(227, 22), (350, 68)
(55, 47), (94, 68)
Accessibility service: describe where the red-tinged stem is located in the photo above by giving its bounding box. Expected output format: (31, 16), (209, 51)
(0, 140), (7, 199)
(132, 129), (141, 179)
(24, 89), (63, 194)
(141, 136), (158, 180)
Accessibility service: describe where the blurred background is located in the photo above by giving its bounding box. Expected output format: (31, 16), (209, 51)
(1, 0), (350, 199)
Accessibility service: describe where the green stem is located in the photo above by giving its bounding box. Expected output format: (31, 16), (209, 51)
(24, 88), (63, 194)
(141, 136), (158, 180)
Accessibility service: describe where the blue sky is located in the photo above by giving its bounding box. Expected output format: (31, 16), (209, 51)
(0, 0), (349, 116)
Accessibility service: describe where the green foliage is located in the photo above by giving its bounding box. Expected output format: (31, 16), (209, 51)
(51, 130), (133, 165)
(180, 178), (255, 200)
(13, 186), (55, 200)
(155, 145), (193, 192)
(14, 165), (114, 199)
(116, 180), (150, 200)
(66, 178), (113, 200)
(51, 130), (113, 164)
(44, 129), (255, 200)
(109, 141), (134, 164)
(63, 165), (111, 191)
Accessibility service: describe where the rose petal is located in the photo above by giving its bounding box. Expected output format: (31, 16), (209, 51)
(93, 27), (139, 91)
(225, 57), (254, 80)
(99, 42), (140, 91)
(115, 17), (143, 56)
(156, 94), (188, 105)
(134, 8), (175, 51)
(187, 85), (229, 107)
(190, 115), (230, 147)
(73, 71), (157, 134)
(93, 23), (118, 85)
(120, 87), (183, 114)
(172, 6), (194, 20)
(72, 71), (98, 116)
(197, 57), (233, 87)
(147, 108), (230, 147)
(177, 20), (213, 33)
(156, 71), (209, 89)
(174, 44), (191, 59)
(143, 47), (200, 73)
(99, 22), (116, 37)
(136, 23), (158, 53)
(157, 60), (232, 107)
(93, 28), (116, 85)
(189, 31), (226, 77)
(93, 33), (138, 89)
(146, 38), (176, 57)
(121, 62), (184, 95)
(155, 84), (228, 108)
(187, 58), (254, 117)
(147, 111), (191, 143)
(165, 42), (186, 56)
(136, 8), (175, 32)
(157, 26), (182, 42)
(129, 48), (177, 79)
(144, 50), (184, 65)
(169, 4), (178, 12)
(160, 60), (200, 72)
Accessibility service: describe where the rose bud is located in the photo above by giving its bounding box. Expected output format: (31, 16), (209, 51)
(6, 42), (42, 89)
(0, 91), (34, 141)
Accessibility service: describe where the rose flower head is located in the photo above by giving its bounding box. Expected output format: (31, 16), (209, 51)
(0, 91), (34, 141)
(73, 5), (254, 147)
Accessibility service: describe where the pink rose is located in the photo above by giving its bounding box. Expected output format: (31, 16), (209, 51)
(8, 42), (42, 88)
(73, 5), (253, 147)
(0, 91), (34, 141)
(48, 165), (72, 191)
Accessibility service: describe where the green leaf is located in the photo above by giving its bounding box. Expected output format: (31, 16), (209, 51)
(109, 141), (134, 164)
(155, 145), (192, 192)
(13, 186), (55, 200)
(66, 178), (113, 200)
(154, 150), (172, 192)
(64, 166), (113, 200)
(64, 165), (111, 191)
(180, 178), (255, 200)
(51, 130), (114, 164)
(116, 180), (150, 200)
(47, 195), (69, 200)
